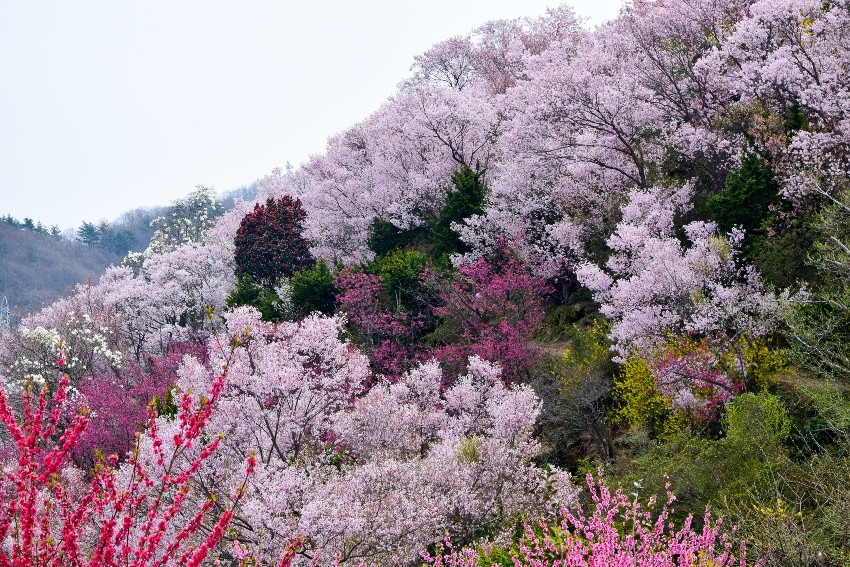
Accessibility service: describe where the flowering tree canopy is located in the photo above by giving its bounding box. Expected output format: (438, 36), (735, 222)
(234, 196), (314, 287)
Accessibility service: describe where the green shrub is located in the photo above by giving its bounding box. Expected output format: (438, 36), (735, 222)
(707, 152), (779, 236)
(366, 218), (425, 257)
(226, 274), (286, 322)
(433, 166), (486, 258)
(372, 249), (429, 311)
(290, 260), (338, 317)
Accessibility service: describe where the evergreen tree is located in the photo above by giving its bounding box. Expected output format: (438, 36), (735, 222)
(290, 260), (338, 317)
(433, 167), (486, 258)
(76, 221), (100, 245)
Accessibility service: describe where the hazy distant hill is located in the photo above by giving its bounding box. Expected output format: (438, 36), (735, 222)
(0, 222), (117, 321)
(1, 183), (258, 323)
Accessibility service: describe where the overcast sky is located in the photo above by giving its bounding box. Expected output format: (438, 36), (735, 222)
(0, 0), (622, 230)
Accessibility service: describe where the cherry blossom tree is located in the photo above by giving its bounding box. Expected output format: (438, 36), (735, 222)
(577, 185), (797, 415)
(407, 7), (581, 95)
(100, 241), (234, 359)
(151, 307), (575, 565)
(711, 0), (850, 203)
(0, 283), (123, 390)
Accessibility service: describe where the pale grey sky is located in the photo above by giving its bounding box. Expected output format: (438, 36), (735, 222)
(0, 0), (622, 230)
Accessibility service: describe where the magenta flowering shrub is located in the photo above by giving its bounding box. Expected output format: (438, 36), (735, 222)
(510, 472), (755, 566)
(424, 473), (757, 567)
(71, 341), (207, 468)
(335, 269), (428, 379)
(432, 256), (551, 381)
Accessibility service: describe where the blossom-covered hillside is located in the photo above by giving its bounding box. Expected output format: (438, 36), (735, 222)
(1, 0), (849, 564)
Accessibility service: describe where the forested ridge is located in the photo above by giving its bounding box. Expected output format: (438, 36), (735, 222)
(0, 184), (256, 323)
(0, 0), (849, 564)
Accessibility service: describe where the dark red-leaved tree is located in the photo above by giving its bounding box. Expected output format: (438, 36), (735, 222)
(234, 196), (314, 286)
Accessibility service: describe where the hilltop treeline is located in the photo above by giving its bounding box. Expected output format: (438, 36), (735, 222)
(1, 183), (257, 322)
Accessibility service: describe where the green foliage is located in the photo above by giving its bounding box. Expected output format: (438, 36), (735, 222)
(76, 220), (139, 256)
(725, 392), (790, 457)
(560, 319), (614, 374)
(615, 392), (792, 530)
(2, 214), (60, 238)
(76, 221), (101, 246)
(96, 223), (137, 256)
(784, 102), (809, 133)
(796, 381), (850, 441)
(371, 248), (429, 311)
(748, 216), (818, 288)
(433, 167), (486, 258)
(474, 545), (514, 567)
(714, 378), (850, 565)
(707, 152), (779, 235)
(801, 450), (850, 562)
(722, 386), (850, 565)
(536, 320), (616, 466)
(785, 191), (850, 382)
(737, 336), (788, 391)
(290, 260), (338, 317)
(365, 167), (485, 266)
(366, 218), (424, 257)
(703, 151), (818, 287)
(613, 356), (682, 439)
(153, 387), (178, 419)
(226, 274), (286, 322)
(540, 292), (596, 341)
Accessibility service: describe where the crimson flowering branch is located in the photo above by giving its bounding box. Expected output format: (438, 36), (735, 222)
(335, 269), (428, 379)
(430, 255), (551, 380)
(0, 336), (264, 567)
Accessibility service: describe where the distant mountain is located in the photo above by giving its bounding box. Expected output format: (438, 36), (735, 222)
(1, 183), (259, 324)
(0, 221), (117, 322)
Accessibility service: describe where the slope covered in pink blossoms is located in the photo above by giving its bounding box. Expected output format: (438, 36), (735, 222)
(2, 0), (850, 564)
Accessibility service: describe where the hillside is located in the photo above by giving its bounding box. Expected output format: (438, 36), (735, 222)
(0, 184), (257, 324)
(0, 1), (848, 566)
(0, 221), (117, 320)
